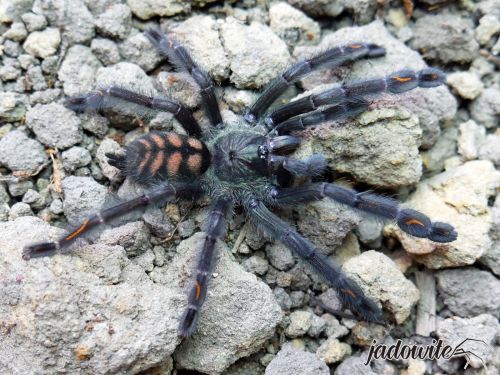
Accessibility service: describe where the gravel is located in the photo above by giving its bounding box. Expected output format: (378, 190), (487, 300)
(22, 27), (60, 58)
(265, 345), (329, 375)
(58, 45), (102, 96)
(0, 130), (47, 173)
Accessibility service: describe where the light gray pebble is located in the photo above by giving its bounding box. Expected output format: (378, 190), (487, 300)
(436, 267), (500, 319)
(286, 310), (313, 337)
(96, 138), (123, 182)
(26, 103), (82, 149)
(95, 4), (132, 40)
(118, 31), (162, 72)
(7, 179), (33, 197)
(152, 245), (166, 267)
(3, 40), (22, 57)
(421, 126), (458, 173)
(269, 2), (320, 47)
(29, 88), (61, 105)
(0, 58), (21, 81)
(0, 203), (9, 221)
(177, 218), (195, 238)
(0, 92), (26, 121)
(475, 14), (500, 45)
(470, 87), (500, 129)
(273, 287), (292, 310)
(334, 352), (378, 375)
(58, 45), (102, 96)
(447, 71), (484, 100)
(0, 184), (9, 203)
(355, 218), (383, 248)
(49, 198), (63, 215)
(223, 87), (258, 113)
(0, 0), (33, 23)
(142, 206), (174, 238)
(62, 146), (91, 172)
(61, 176), (107, 223)
(22, 188), (47, 210)
(307, 314), (326, 337)
(265, 242), (295, 271)
(243, 254), (269, 275)
(132, 248), (155, 272)
(290, 290), (305, 308)
(3, 22), (27, 42)
(457, 120), (485, 161)
(22, 27), (61, 58)
(21, 12), (47, 32)
(127, 0), (190, 20)
(8, 201), (33, 220)
(91, 38), (121, 66)
(316, 337), (351, 364)
(17, 53), (37, 69)
(100, 221), (151, 257)
(40, 55), (58, 75)
(25, 65), (47, 90)
(79, 112), (109, 138)
(410, 14), (479, 63)
(265, 345), (329, 375)
(0, 130), (46, 173)
(245, 226), (267, 250)
(323, 314), (349, 339)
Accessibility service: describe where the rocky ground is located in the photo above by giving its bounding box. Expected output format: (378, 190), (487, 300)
(0, 0), (499, 374)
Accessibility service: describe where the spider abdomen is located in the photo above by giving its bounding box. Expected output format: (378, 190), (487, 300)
(110, 132), (211, 186)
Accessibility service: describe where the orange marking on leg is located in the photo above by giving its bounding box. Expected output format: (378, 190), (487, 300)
(394, 76), (413, 83)
(195, 281), (201, 300)
(187, 154), (202, 174)
(149, 152), (165, 175)
(167, 133), (182, 148)
(188, 138), (203, 151)
(348, 43), (362, 49)
(139, 139), (152, 150)
(340, 288), (357, 299)
(167, 151), (182, 176)
(150, 134), (165, 148)
(405, 218), (425, 226)
(66, 219), (90, 241)
(138, 151), (151, 173)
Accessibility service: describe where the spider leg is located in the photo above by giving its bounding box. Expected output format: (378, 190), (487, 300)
(244, 43), (385, 124)
(145, 29), (223, 127)
(65, 86), (202, 138)
(270, 183), (457, 243)
(22, 182), (203, 260)
(178, 197), (233, 338)
(244, 196), (384, 323)
(266, 68), (446, 129)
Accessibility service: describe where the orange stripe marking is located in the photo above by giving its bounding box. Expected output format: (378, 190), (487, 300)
(394, 76), (412, 83)
(187, 154), (202, 174)
(138, 151), (151, 173)
(188, 138), (203, 151)
(340, 288), (357, 299)
(139, 139), (152, 150)
(149, 152), (164, 175)
(348, 44), (362, 49)
(66, 219), (90, 240)
(151, 134), (165, 148)
(167, 151), (182, 176)
(195, 281), (201, 300)
(167, 133), (182, 148)
(405, 218), (425, 226)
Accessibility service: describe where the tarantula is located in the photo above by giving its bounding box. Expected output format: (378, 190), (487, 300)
(23, 29), (457, 338)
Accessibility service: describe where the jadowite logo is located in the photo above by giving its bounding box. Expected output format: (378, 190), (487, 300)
(364, 338), (491, 369)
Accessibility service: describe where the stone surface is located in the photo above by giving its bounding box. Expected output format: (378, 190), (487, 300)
(61, 176), (107, 223)
(387, 161), (500, 268)
(0, 130), (47, 173)
(457, 120), (485, 161)
(127, 0), (190, 20)
(269, 2), (320, 47)
(470, 87), (500, 129)
(447, 71), (484, 100)
(58, 45), (102, 96)
(95, 138), (123, 183)
(94, 4), (131, 40)
(61, 146), (91, 172)
(342, 250), (420, 324)
(436, 268), (500, 319)
(265, 242), (295, 271)
(26, 103), (82, 149)
(169, 233), (282, 374)
(22, 27), (60, 58)
(221, 17), (291, 89)
(265, 346), (329, 375)
(316, 337), (352, 364)
(286, 310), (313, 338)
(479, 132), (500, 166)
(99, 221), (150, 257)
(0, 92), (26, 122)
(91, 38), (121, 66)
(118, 31), (162, 72)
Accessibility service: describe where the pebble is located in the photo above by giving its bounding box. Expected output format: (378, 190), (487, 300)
(58, 45), (102, 96)
(447, 71), (484, 100)
(8, 201), (33, 220)
(475, 14), (500, 45)
(265, 346), (329, 375)
(21, 12), (47, 32)
(285, 310), (313, 337)
(269, 2), (320, 47)
(457, 120), (485, 160)
(96, 138), (123, 183)
(91, 38), (121, 66)
(22, 27), (61, 58)
(99, 221), (151, 257)
(316, 337), (352, 364)
(94, 4), (132, 40)
(265, 242), (295, 271)
(61, 146), (91, 172)
(26, 103), (82, 149)
(3, 22), (27, 42)
(118, 31), (162, 72)
(0, 130), (47, 173)
(79, 112), (109, 138)
(0, 92), (26, 122)
(243, 254), (269, 276)
(7, 179), (33, 197)
(61, 176), (107, 223)
(470, 87), (500, 129)
(127, 0), (190, 20)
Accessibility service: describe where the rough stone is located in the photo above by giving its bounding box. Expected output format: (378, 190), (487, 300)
(26, 103), (82, 149)
(265, 346), (329, 375)
(269, 2), (320, 47)
(243, 254), (269, 276)
(127, 0), (190, 20)
(61, 146), (91, 172)
(0, 130), (47, 173)
(0, 92), (26, 122)
(61, 176), (107, 223)
(58, 45), (102, 96)
(470, 87), (500, 129)
(265, 242), (295, 271)
(8, 201), (34, 220)
(118, 31), (162, 72)
(170, 233), (282, 374)
(21, 12), (47, 32)
(343, 250), (420, 324)
(436, 268), (500, 319)
(95, 138), (123, 183)
(475, 15), (500, 45)
(457, 120), (486, 161)
(286, 310), (313, 337)
(0, 0), (33, 23)
(447, 71), (484, 100)
(316, 337), (352, 364)
(99, 221), (150, 257)
(94, 4), (131, 40)
(3, 22), (27, 42)
(478, 132), (500, 166)
(221, 17), (291, 88)
(91, 38), (121, 66)
(22, 27), (60, 58)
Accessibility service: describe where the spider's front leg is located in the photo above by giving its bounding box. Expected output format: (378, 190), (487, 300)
(244, 196), (384, 324)
(178, 197), (233, 338)
(23, 182), (203, 260)
(270, 183), (457, 243)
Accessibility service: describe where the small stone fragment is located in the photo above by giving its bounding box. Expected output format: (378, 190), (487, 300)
(96, 138), (123, 182)
(265, 346), (329, 375)
(22, 28), (61, 58)
(447, 71), (484, 100)
(265, 242), (295, 271)
(316, 337), (352, 364)
(118, 32), (162, 72)
(99, 221), (150, 257)
(470, 87), (500, 129)
(58, 45), (102, 96)
(286, 310), (313, 338)
(94, 4), (131, 40)
(127, 0), (190, 20)
(475, 15), (500, 45)
(91, 38), (121, 66)
(62, 146), (91, 172)
(0, 130), (47, 173)
(21, 12), (47, 32)
(61, 176), (107, 223)
(457, 120), (485, 160)
(8, 202), (33, 220)
(269, 2), (320, 47)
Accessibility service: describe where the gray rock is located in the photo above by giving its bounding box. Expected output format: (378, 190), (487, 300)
(61, 146), (91, 172)
(316, 337), (351, 364)
(421, 126), (458, 174)
(22, 188), (49, 210)
(96, 138), (123, 182)
(170, 233), (282, 374)
(475, 15), (500, 45)
(355, 218), (383, 248)
(447, 71), (484, 100)
(410, 15), (479, 63)
(7, 179), (33, 197)
(49, 198), (63, 215)
(335, 352), (378, 375)
(30, 88), (61, 105)
(3, 40), (22, 57)
(323, 314), (349, 339)
(22, 27), (60, 58)
(58, 45), (102, 96)
(127, 0), (190, 20)
(33, 0), (95, 44)
(0, 92), (26, 122)
(96, 61), (155, 95)
(21, 12), (47, 32)
(436, 268), (500, 319)
(266, 242), (295, 271)
(118, 31), (162, 72)
(269, 2), (320, 47)
(290, 290), (305, 308)
(318, 288), (343, 315)
(223, 87), (258, 113)
(0, 59), (21, 81)
(26, 103), (82, 149)
(470, 87), (500, 129)
(437, 314), (499, 369)
(0, 0), (33, 23)
(479, 133), (500, 166)
(61, 176), (107, 223)
(265, 346), (329, 375)
(0, 216), (184, 374)
(0, 130), (46, 173)
(94, 4), (131, 40)
(286, 310), (313, 337)
(457, 120), (486, 161)
(221, 17), (291, 88)
(273, 286), (292, 310)
(387, 160), (500, 268)
(288, 0), (376, 23)
(3, 22), (27, 42)
(142, 206), (174, 238)
(157, 71), (201, 108)
(307, 314), (326, 337)
(99, 221), (150, 257)
(25, 65), (47, 91)
(343, 250), (420, 324)
(8, 201), (33, 220)
(0, 202), (9, 221)
(169, 15), (229, 81)
(79, 112), (109, 138)
(480, 242), (500, 277)
(91, 38), (121, 66)
(243, 254), (269, 275)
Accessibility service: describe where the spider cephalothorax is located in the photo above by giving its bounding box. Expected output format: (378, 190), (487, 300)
(24, 29), (457, 338)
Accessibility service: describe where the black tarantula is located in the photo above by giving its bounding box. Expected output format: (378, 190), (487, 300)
(23, 29), (457, 338)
